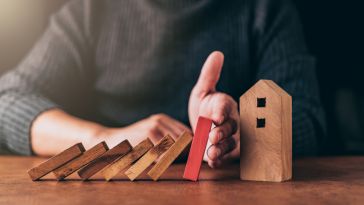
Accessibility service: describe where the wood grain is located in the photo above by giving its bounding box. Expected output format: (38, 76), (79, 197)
(183, 116), (212, 181)
(102, 138), (153, 181)
(239, 79), (292, 182)
(125, 135), (175, 181)
(148, 132), (192, 181)
(27, 143), (85, 181)
(53, 142), (108, 180)
(77, 140), (132, 180)
(4, 156), (364, 205)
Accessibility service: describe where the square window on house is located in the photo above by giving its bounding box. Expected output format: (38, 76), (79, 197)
(257, 118), (265, 128)
(257, 98), (266, 107)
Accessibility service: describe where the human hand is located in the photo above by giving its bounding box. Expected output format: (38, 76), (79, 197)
(30, 108), (191, 156)
(97, 114), (192, 147)
(188, 51), (240, 168)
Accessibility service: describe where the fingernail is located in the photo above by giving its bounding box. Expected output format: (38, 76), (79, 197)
(207, 146), (220, 159)
(209, 131), (214, 140)
(218, 131), (223, 141)
(215, 147), (221, 158)
(207, 146), (213, 159)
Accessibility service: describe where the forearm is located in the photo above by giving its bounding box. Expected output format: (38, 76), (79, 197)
(31, 108), (107, 156)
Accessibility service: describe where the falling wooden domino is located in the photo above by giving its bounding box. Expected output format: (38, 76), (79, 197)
(148, 132), (192, 181)
(125, 135), (175, 181)
(102, 138), (154, 181)
(27, 143), (85, 181)
(77, 140), (132, 180)
(53, 142), (108, 180)
(183, 116), (213, 181)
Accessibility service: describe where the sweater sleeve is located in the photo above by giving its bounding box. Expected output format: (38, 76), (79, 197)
(0, 1), (91, 155)
(251, 0), (326, 156)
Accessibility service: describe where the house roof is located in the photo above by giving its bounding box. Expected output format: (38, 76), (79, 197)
(240, 79), (291, 99)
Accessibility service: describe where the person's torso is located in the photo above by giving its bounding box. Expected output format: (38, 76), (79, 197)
(88, 0), (253, 127)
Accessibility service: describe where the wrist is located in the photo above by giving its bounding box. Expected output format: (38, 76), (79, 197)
(88, 126), (130, 148)
(86, 123), (109, 146)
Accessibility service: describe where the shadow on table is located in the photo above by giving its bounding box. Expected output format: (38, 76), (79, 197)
(292, 158), (361, 182)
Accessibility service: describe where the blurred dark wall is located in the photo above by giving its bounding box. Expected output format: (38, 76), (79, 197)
(294, 0), (364, 155)
(0, 0), (363, 155)
(0, 0), (66, 74)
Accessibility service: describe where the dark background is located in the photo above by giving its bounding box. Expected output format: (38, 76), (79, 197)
(0, 0), (363, 155)
(294, 0), (364, 155)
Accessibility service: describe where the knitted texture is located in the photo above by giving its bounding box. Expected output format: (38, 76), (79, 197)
(0, 0), (325, 156)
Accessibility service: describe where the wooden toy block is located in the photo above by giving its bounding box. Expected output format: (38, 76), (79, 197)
(148, 132), (192, 181)
(77, 140), (132, 180)
(53, 142), (108, 180)
(27, 143), (85, 181)
(183, 116), (213, 181)
(239, 79), (292, 182)
(102, 138), (154, 181)
(125, 135), (175, 181)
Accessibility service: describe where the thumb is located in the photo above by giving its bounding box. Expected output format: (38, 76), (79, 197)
(194, 51), (224, 95)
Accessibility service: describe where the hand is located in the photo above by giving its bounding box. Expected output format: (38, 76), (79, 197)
(98, 114), (192, 147)
(30, 109), (191, 156)
(188, 51), (240, 168)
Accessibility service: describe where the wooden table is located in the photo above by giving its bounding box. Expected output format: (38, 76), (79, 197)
(1, 156), (364, 205)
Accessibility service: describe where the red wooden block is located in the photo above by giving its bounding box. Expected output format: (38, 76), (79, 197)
(183, 116), (213, 181)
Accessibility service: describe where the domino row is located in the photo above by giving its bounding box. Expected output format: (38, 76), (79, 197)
(28, 116), (213, 182)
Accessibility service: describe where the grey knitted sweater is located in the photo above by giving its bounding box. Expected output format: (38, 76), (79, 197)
(0, 0), (325, 156)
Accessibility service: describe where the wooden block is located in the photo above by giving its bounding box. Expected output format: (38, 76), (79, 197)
(125, 135), (175, 181)
(183, 116), (212, 181)
(27, 143), (85, 181)
(102, 138), (154, 181)
(53, 142), (108, 180)
(77, 140), (132, 180)
(239, 79), (292, 182)
(148, 132), (192, 181)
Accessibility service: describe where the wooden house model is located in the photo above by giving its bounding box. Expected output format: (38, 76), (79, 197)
(239, 79), (292, 182)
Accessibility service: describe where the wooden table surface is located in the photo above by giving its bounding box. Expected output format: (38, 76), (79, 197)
(1, 156), (364, 205)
